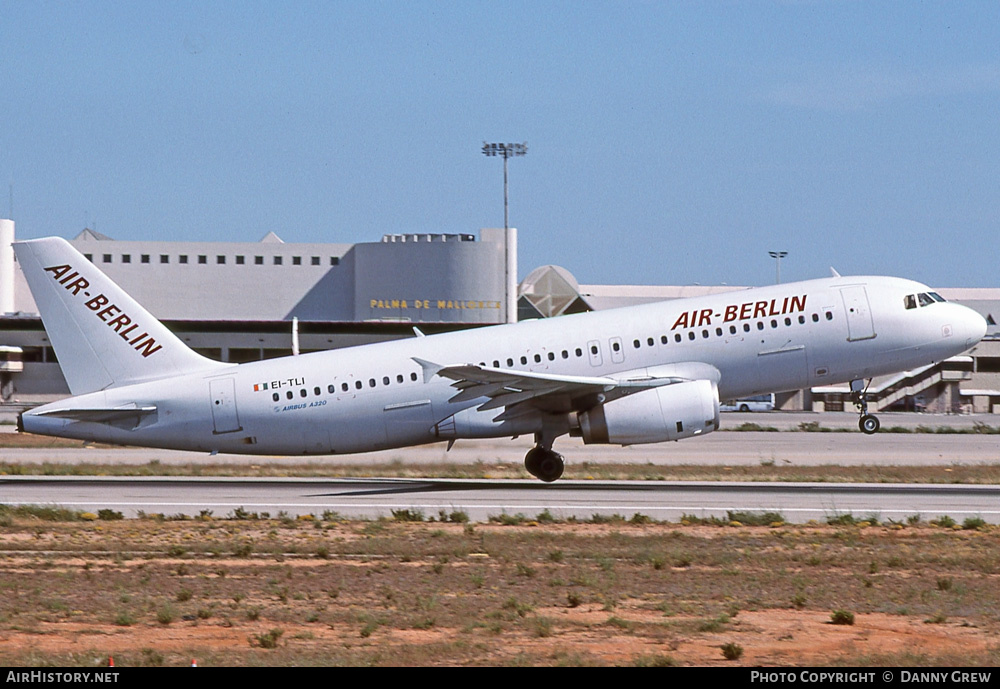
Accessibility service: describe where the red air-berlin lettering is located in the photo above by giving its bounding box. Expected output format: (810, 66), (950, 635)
(43, 264), (163, 358)
(670, 294), (807, 330)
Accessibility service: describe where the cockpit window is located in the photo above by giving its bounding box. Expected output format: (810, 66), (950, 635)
(918, 293), (934, 307)
(904, 294), (916, 310)
(929, 292), (946, 302)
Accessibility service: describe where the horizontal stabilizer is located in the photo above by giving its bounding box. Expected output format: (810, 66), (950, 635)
(34, 405), (157, 430)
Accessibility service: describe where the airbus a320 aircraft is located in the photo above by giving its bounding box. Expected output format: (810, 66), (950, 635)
(14, 237), (987, 482)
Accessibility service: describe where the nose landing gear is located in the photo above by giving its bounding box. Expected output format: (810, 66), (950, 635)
(851, 379), (880, 435)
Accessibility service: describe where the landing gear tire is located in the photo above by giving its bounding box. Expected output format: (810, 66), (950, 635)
(524, 446), (564, 483)
(859, 414), (880, 435)
(851, 379), (880, 436)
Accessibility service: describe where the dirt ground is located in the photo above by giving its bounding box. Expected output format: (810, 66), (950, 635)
(1, 519), (998, 666)
(0, 606), (994, 667)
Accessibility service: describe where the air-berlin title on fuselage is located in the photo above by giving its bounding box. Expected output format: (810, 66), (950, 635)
(670, 294), (807, 330)
(43, 264), (163, 358)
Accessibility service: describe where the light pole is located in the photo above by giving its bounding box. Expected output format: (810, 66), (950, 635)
(768, 251), (787, 284)
(482, 142), (527, 230)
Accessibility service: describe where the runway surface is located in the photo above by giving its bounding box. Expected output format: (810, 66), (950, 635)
(3, 476), (999, 523)
(1, 412), (997, 523)
(1, 428), (998, 467)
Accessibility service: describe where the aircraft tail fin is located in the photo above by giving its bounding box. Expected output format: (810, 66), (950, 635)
(14, 237), (228, 395)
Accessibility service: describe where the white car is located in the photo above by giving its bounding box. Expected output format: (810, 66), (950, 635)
(720, 394), (775, 412)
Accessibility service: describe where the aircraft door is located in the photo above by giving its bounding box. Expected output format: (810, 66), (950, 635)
(840, 286), (876, 341)
(609, 337), (625, 364)
(587, 340), (603, 367)
(209, 378), (242, 434)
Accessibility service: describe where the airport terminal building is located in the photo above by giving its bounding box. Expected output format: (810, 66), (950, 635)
(2, 220), (999, 414)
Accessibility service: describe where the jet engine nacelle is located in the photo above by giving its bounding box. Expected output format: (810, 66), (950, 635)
(576, 379), (719, 445)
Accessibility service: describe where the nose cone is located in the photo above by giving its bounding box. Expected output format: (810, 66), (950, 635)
(955, 304), (988, 349)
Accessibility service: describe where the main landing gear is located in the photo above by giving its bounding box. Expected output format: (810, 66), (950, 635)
(851, 379), (880, 435)
(524, 434), (565, 483)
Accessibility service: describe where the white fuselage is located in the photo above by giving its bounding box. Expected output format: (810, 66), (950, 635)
(21, 275), (986, 455)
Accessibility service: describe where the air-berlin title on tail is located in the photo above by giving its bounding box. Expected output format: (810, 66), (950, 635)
(43, 264), (163, 358)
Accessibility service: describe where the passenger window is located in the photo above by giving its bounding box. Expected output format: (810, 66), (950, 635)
(812, 314), (819, 322)
(272, 393), (279, 402)
(743, 324), (750, 333)
(397, 374), (404, 383)
(342, 383), (349, 392)
(410, 372), (418, 381)
(825, 312), (833, 320)
(757, 322), (764, 330)
(798, 315), (805, 324)
(521, 356), (528, 365)
(702, 329), (709, 338)
(647, 337), (654, 346)
(688, 332), (695, 340)
(383, 376), (390, 386)
(575, 348), (583, 357)
(661, 335), (668, 344)
(507, 358), (514, 367)
(286, 391), (293, 400)
(300, 389), (307, 398)
(715, 327), (722, 336)
(631, 340), (638, 349)
(547, 352), (555, 361)
(675, 334), (681, 342)
(355, 381), (362, 390)
(771, 320), (777, 328)
(314, 387), (321, 396)
(729, 325), (736, 335)
(784, 317), (791, 326)
(561, 351), (569, 359)
(533, 354), (541, 364)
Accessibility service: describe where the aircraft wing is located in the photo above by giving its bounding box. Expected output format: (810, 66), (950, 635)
(416, 359), (719, 421)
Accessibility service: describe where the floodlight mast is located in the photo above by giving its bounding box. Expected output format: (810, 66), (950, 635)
(768, 250), (788, 284)
(482, 142), (527, 230)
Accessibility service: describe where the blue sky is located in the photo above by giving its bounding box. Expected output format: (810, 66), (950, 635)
(2, 1), (998, 287)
